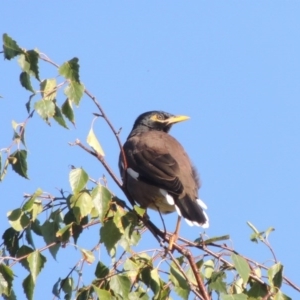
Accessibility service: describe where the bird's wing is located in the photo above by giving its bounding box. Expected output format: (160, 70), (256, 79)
(127, 148), (184, 195)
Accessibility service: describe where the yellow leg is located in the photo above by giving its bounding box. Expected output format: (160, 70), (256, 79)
(168, 216), (181, 251)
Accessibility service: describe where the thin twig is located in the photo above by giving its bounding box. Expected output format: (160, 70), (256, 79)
(73, 139), (123, 189)
(168, 250), (206, 300)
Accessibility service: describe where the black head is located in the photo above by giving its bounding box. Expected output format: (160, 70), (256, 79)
(130, 111), (190, 136)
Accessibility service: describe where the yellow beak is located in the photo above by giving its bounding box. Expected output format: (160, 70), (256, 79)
(165, 115), (190, 125)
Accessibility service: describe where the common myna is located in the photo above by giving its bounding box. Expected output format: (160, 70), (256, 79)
(119, 111), (209, 229)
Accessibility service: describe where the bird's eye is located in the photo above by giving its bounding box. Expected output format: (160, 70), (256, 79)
(156, 114), (164, 120)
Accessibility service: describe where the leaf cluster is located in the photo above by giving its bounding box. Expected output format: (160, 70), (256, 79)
(1, 34), (299, 300)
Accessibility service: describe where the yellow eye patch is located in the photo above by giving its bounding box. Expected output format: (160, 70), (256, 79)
(150, 114), (164, 122)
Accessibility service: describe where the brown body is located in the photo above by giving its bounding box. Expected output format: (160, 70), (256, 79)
(120, 111), (208, 227)
(122, 130), (200, 214)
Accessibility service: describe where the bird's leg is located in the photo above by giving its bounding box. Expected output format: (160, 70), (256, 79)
(168, 216), (181, 251)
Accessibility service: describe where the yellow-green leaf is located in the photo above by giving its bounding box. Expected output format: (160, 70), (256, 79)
(58, 57), (81, 82)
(70, 192), (93, 223)
(34, 99), (55, 120)
(27, 251), (46, 282)
(91, 185), (111, 222)
(92, 286), (112, 300)
(40, 78), (56, 101)
(7, 209), (30, 231)
(87, 127), (105, 156)
(80, 248), (95, 264)
(231, 253), (250, 283)
(69, 168), (89, 194)
(268, 263), (283, 290)
(134, 205), (145, 217)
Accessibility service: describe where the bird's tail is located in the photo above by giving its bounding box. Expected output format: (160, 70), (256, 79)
(175, 197), (209, 228)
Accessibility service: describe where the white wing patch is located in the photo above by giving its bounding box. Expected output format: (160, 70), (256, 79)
(159, 189), (175, 205)
(127, 168), (139, 180)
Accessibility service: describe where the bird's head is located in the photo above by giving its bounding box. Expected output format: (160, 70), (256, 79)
(130, 111), (190, 135)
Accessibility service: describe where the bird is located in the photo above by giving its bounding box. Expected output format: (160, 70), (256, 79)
(119, 111), (209, 239)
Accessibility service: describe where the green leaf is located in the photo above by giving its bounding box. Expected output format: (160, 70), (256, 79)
(20, 72), (35, 93)
(100, 219), (122, 257)
(91, 185), (111, 222)
(265, 226), (275, 239)
(268, 263), (283, 290)
(247, 221), (259, 234)
(2, 227), (19, 256)
(61, 98), (75, 124)
(150, 268), (161, 298)
(7, 208), (30, 231)
(52, 278), (61, 298)
(22, 188), (43, 212)
(80, 248), (95, 264)
(0, 158), (9, 182)
(40, 78), (56, 101)
(75, 287), (90, 300)
(70, 192), (93, 223)
(22, 274), (34, 300)
(2, 33), (23, 59)
(203, 260), (214, 279)
(134, 205), (146, 217)
(69, 168), (89, 194)
(31, 200), (43, 221)
(64, 81), (84, 106)
(231, 253), (250, 283)
(118, 212), (140, 251)
(123, 258), (140, 282)
(59, 57), (81, 81)
(87, 126), (105, 156)
(18, 54), (31, 73)
(61, 277), (73, 295)
(129, 289), (150, 300)
(9, 150), (29, 179)
(27, 251), (46, 282)
(40, 220), (60, 259)
(92, 286), (112, 300)
(233, 277), (244, 294)
(274, 290), (292, 300)
(209, 271), (227, 294)
(49, 209), (64, 223)
(169, 261), (190, 300)
(53, 103), (68, 129)
(12, 121), (26, 148)
(25, 94), (35, 114)
(221, 294), (248, 300)
(31, 219), (42, 236)
(56, 223), (73, 240)
(95, 261), (109, 279)
(24, 50), (40, 80)
(16, 245), (34, 271)
(0, 264), (14, 296)
(247, 221), (264, 243)
(110, 275), (131, 300)
(185, 266), (198, 286)
(59, 58), (84, 105)
(202, 235), (230, 245)
(34, 99), (55, 120)
(247, 281), (268, 298)
(25, 226), (35, 249)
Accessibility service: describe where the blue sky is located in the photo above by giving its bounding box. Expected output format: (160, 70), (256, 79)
(1, 2), (300, 299)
